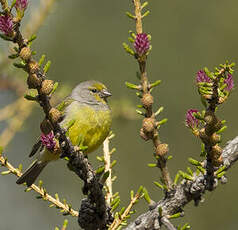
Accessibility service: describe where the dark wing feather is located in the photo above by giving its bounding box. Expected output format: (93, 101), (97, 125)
(29, 138), (42, 157)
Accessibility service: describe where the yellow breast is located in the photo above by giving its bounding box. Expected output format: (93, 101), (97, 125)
(61, 102), (112, 154)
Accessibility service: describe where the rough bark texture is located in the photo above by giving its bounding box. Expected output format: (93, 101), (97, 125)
(125, 136), (238, 230)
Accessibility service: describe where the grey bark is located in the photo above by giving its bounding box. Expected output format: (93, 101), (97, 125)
(125, 136), (238, 230)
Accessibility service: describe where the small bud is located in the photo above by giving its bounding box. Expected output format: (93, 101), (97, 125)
(211, 145), (223, 166)
(27, 73), (41, 89)
(224, 73), (234, 92)
(142, 118), (154, 133)
(40, 80), (54, 95)
(203, 94), (213, 100)
(141, 93), (153, 108)
(41, 131), (56, 151)
(28, 60), (39, 73)
(40, 119), (53, 134)
(20, 47), (31, 61)
(192, 129), (200, 137)
(211, 145), (222, 156)
(218, 95), (228, 104)
(204, 114), (214, 125)
(134, 33), (150, 56)
(0, 15), (13, 36)
(140, 128), (149, 141)
(15, 0), (28, 10)
(196, 70), (211, 83)
(53, 140), (60, 153)
(156, 143), (169, 156)
(217, 155), (223, 165)
(213, 120), (222, 132)
(199, 128), (209, 143)
(49, 108), (61, 123)
(210, 133), (220, 145)
(185, 109), (199, 129)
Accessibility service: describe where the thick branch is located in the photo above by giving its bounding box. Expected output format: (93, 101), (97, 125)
(125, 136), (238, 229)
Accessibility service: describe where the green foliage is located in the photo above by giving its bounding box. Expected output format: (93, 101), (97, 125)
(126, 11), (136, 20)
(100, 171), (110, 184)
(111, 195), (120, 212)
(200, 143), (206, 157)
(179, 170), (193, 181)
(157, 118), (168, 126)
(153, 181), (164, 190)
(217, 126), (227, 134)
(13, 61), (26, 69)
(28, 34), (37, 43)
(217, 171), (226, 179)
(38, 54), (46, 66)
(186, 167), (193, 176)
(43, 60), (51, 74)
(24, 90), (38, 101)
(154, 106), (164, 117)
(125, 81), (140, 90)
(10, 0), (16, 10)
(122, 42), (135, 56)
(178, 223), (191, 230)
(215, 165), (226, 175)
(196, 166), (206, 174)
(8, 53), (19, 59)
(142, 10), (150, 18)
(95, 165), (105, 174)
(0, 33), (12, 41)
(169, 212), (183, 219)
(188, 158), (202, 167)
(174, 172), (181, 185)
(142, 187), (151, 204)
(50, 82), (59, 96)
(149, 80), (161, 89)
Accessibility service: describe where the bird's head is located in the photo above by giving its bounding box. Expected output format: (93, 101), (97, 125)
(71, 80), (112, 105)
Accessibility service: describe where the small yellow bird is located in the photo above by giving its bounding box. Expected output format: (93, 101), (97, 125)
(16, 80), (112, 186)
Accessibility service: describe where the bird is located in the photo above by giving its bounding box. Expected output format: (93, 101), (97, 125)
(16, 80), (112, 186)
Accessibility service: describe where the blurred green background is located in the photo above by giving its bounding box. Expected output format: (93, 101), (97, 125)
(1, 0), (238, 229)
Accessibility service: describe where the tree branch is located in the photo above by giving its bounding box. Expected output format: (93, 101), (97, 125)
(0, 150), (78, 216)
(125, 136), (238, 229)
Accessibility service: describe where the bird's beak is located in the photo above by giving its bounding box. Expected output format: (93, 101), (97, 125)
(100, 89), (112, 98)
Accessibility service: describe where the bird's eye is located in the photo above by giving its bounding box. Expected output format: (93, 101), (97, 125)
(91, 88), (97, 93)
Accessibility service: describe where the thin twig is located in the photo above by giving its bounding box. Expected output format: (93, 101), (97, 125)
(110, 192), (140, 230)
(133, 0), (143, 34)
(0, 152), (78, 217)
(103, 136), (113, 207)
(133, 0), (172, 190)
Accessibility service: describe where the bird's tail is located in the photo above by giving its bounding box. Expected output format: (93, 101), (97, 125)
(16, 161), (47, 187)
